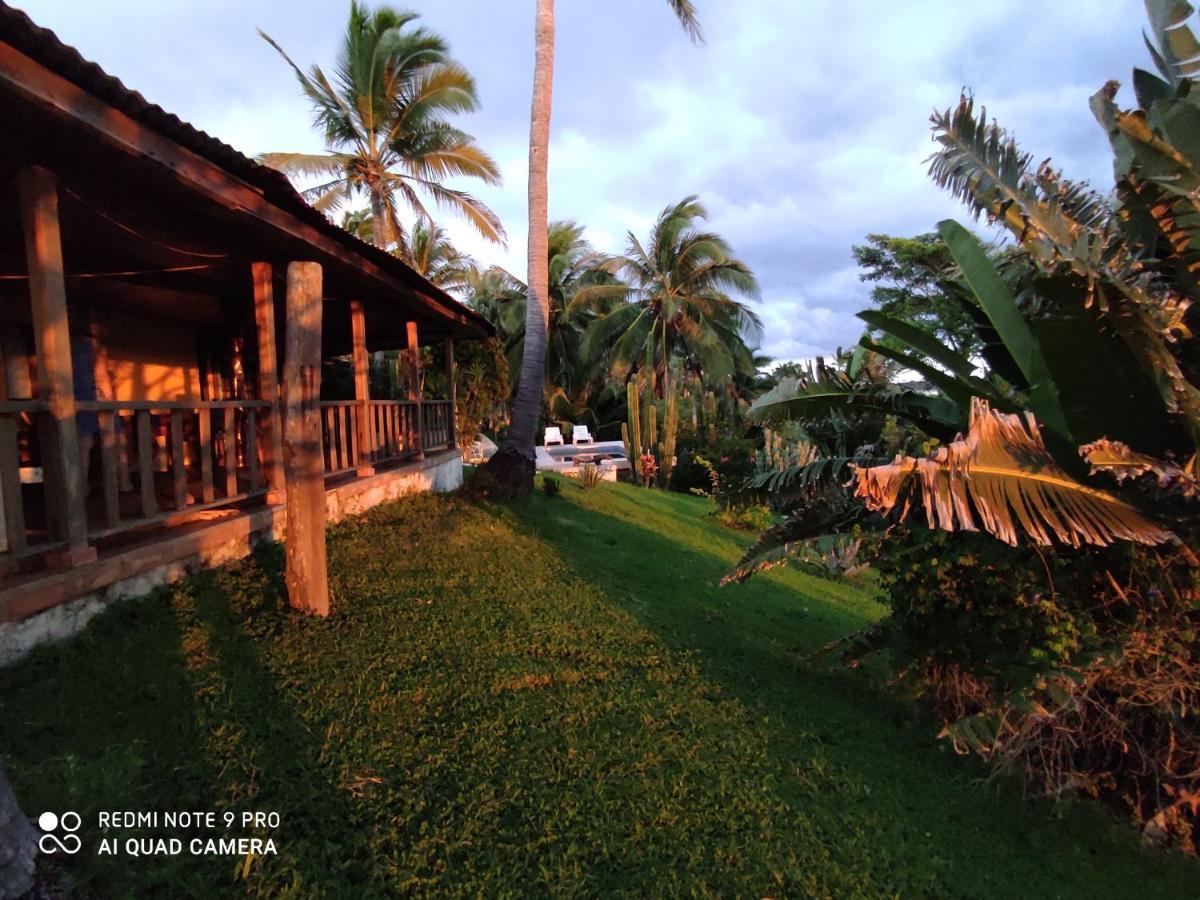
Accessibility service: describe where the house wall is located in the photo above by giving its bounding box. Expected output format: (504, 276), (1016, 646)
(0, 308), (203, 403)
(94, 308), (201, 401)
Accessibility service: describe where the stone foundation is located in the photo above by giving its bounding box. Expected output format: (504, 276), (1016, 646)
(0, 450), (462, 666)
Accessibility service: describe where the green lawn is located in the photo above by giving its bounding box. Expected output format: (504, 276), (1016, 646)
(1, 478), (1196, 897)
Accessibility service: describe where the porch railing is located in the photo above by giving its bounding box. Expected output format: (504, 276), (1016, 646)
(0, 399), (272, 561)
(0, 395), (457, 563)
(421, 400), (453, 450)
(319, 399), (454, 475)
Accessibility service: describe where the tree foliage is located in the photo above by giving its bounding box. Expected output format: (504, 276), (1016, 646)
(852, 232), (982, 358)
(260, 2), (503, 254)
(584, 196), (762, 394)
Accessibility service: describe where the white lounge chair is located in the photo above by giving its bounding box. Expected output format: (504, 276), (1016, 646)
(573, 425), (594, 445)
(544, 426), (565, 447)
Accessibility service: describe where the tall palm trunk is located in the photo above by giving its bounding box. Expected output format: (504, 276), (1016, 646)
(488, 0), (554, 493)
(369, 188), (389, 251)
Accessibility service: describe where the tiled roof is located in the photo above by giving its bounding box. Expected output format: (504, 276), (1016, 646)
(0, 1), (493, 336)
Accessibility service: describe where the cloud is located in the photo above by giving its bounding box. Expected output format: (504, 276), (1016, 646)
(16, 0), (1151, 364)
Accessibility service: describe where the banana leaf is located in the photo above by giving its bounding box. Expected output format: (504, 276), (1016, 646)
(853, 399), (1175, 548)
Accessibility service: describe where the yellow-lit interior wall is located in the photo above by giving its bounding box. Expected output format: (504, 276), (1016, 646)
(92, 308), (201, 402)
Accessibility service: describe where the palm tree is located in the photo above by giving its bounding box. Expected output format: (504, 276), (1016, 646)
(470, 221), (623, 422)
(584, 196), (762, 400)
(260, 2), (504, 255)
(488, 0), (704, 493)
(340, 208), (376, 244)
(406, 220), (477, 293)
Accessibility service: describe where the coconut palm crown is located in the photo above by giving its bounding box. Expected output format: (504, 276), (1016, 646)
(259, 2), (504, 254)
(584, 196), (762, 394)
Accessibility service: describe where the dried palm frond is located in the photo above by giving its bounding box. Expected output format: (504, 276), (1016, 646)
(852, 399), (1175, 547)
(1081, 439), (1199, 499)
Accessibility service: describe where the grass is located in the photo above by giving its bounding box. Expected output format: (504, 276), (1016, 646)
(0, 478), (1196, 897)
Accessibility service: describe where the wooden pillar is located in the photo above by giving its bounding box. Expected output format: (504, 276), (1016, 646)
(406, 320), (423, 460)
(17, 166), (96, 567)
(350, 300), (374, 476)
(443, 337), (457, 449)
(252, 262), (286, 505)
(282, 262), (329, 616)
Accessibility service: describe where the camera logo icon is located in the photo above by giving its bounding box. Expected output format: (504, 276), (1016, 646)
(37, 811), (81, 855)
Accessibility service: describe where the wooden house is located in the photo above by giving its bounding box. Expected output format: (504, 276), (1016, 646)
(0, 4), (493, 660)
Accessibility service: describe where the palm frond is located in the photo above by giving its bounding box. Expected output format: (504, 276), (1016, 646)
(1081, 438), (1199, 499)
(853, 399), (1175, 547)
(409, 179), (506, 244)
(933, 97), (1200, 438)
(722, 492), (872, 585)
(666, 0), (705, 43)
(749, 366), (963, 441)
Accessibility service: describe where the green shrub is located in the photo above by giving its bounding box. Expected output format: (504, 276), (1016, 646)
(460, 465), (499, 500)
(867, 525), (1200, 851)
(715, 504), (774, 532)
(541, 475), (562, 498)
(577, 463), (603, 490)
(671, 435), (757, 495)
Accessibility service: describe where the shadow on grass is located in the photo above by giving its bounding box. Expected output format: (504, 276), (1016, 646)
(500, 482), (1200, 898)
(0, 545), (369, 897)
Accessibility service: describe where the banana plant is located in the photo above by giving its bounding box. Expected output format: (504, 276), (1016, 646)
(739, 1), (1200, 575)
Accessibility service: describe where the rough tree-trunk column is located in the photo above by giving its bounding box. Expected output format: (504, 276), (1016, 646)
(252, 262), (285, 505)
(18, 165), (96, 567)
(350, 301), (374, 476)
(444, 337), (457, 449)
(487, 0), (554, 495)
(0, 765), (35, 900)
(282, 262), (329, 616)
(406, 321), (423, 461)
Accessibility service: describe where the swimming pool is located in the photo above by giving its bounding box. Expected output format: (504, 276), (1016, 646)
(543, 440), (625, 463)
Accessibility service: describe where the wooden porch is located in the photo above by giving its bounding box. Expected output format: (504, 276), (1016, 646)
(0, 4), (491, 642)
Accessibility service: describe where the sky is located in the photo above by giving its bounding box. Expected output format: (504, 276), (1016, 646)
(15, 0), (1152, 363)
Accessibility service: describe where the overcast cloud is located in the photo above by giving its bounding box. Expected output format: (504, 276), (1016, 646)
(15, 0), (1149, 361)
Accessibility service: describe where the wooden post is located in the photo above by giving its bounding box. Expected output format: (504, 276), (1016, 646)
(443, 337), (457, 449)
(406, 320), (423, 460)
(17, 166), (96, 567)
(170, 409), (187, 509)
(98, 412), (119, 528)
(197, 407), (214, 503)
(282, 262), (329, 616)
(222, 406), (237, 497)
(0, 351), (26, 555)
(136, 410), (157, 517)
(350, 300), (374, 476)
(252, 262), (286, 505)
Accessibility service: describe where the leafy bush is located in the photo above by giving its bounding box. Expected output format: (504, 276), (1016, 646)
(460, 465), (500, 501)
(541, 475), (561, 498)
(734, 2), (1200, 851)
(865, 526), (1200, 852)
(715, 504), (774, 532)
(671, 436), (757, 495)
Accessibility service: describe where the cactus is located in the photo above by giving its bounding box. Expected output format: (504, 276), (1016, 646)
(625, 379), (643, 478)
(658, 387), (678, 486)
(754, 427), (819, 474)
(623, 374), (680, 488)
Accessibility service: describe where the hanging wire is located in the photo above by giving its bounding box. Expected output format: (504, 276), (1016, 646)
(63, 187), (230, 259)
(0, 264), (217, 280)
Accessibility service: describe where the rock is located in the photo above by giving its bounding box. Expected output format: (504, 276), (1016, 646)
(485, 444), (536, 497)
(0, 766), (35, 900)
